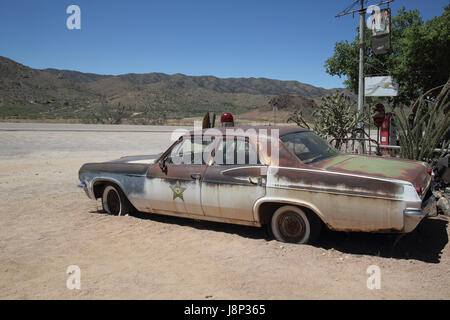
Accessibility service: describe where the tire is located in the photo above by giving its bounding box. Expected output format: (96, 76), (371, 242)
(101, 184), (132, 216)
(270, 205), (321, 244)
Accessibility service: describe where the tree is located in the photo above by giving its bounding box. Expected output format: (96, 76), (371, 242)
(325, 5), (450, 105)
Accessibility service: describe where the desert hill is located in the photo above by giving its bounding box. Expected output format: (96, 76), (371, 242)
(0, 56), (340, 123)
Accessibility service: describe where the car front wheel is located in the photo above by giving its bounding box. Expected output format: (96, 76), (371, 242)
(270, 205), (321, 244)
(101, 184), (131, 216)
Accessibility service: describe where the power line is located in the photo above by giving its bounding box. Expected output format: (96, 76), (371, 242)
(336, 0), (393, 18)
(337, 0), (363, 18)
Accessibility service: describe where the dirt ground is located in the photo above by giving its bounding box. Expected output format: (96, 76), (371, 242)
(0, 129), (449, 300)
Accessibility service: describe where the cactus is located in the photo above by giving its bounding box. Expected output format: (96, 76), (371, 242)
(288, 91), (368, 149)
(287, 110), (310, 129)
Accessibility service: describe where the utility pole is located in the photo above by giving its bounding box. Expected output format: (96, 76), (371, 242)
(358, 0), (365, 135)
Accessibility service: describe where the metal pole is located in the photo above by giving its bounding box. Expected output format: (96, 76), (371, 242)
(377, 126), (380, 154)
(358, 0), (366, 153)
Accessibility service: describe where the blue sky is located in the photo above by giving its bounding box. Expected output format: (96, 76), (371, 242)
(0, 0), (447, 89)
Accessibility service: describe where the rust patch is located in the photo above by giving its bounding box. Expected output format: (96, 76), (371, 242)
(314, 154), (428, 186)
(273, 167), (403, 199)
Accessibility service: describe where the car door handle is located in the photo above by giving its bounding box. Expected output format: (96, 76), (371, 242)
(191, 173), (202, 180)
(248, 176), (259, 185)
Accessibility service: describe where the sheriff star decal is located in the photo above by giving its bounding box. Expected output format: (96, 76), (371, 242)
(170, 181), (186, 201)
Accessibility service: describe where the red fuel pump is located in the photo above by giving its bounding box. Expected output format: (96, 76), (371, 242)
(379, 112), (398, 147)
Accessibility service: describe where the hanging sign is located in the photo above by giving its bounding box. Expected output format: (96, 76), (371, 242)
(365, 76), (398, 96)
(370, 8), (392, 55)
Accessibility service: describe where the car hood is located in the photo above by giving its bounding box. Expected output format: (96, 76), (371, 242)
(79, 154), (162, 178)
(109, 154), (162, 164)
(313, 154), (430, 186)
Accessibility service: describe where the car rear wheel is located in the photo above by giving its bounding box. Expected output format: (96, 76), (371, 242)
(101, 185), (131, 216)
(270, 206), (321, 244)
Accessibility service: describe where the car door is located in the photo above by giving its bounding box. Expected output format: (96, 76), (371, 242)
(201, 136), (267, 221)
(146, 135), (215, 216)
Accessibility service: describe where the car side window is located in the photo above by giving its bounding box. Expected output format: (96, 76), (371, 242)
(213, 138), (260, 165)
(167, 136), (214, 165)
(284, 135), (310, 155)
(280, 131), (339, 164)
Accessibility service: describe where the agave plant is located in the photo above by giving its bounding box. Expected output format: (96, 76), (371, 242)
(394, 78), (450, 162)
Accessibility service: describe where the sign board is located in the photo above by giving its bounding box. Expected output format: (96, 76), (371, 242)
(372, 33), (391, 55)
(370, 8), (392, 55)
(365, 76), (398, 96)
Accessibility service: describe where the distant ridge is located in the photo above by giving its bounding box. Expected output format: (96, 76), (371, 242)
(0, 56), (344, 121)
(41, 67), (335, 97)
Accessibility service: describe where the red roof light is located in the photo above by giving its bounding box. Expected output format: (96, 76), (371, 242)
(220, 112), (234, 123)
(414, 184), (423, 196)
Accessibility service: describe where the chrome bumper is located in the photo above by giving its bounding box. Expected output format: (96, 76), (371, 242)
(403, 194), (435, 233)
(77, 181), (95, 199)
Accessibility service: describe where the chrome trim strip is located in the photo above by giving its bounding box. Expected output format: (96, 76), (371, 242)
(266, 184), (403, 201)
(220, 166), (267, 174)
(404, 209), (424, 216)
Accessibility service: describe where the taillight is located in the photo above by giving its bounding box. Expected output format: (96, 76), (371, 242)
(414, 184), (423, 196)
(427, 167), (432, 175)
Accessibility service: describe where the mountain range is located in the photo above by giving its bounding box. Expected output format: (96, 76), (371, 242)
(0, 56), (342, 122)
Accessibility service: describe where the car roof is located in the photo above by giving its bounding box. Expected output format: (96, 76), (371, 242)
(188, 125), (310, 138)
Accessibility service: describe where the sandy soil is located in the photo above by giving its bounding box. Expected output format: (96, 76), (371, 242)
(0, 129), (449, 300)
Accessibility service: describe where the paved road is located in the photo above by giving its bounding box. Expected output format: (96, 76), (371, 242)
(0, 122), (190, 132)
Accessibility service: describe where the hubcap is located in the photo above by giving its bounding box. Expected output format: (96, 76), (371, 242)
(278, 212), (306, 242)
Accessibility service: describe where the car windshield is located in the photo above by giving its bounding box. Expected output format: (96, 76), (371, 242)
(280, 131), (340, 164)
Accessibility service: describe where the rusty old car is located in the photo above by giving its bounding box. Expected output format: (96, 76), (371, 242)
(78, 126), (435, 244)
